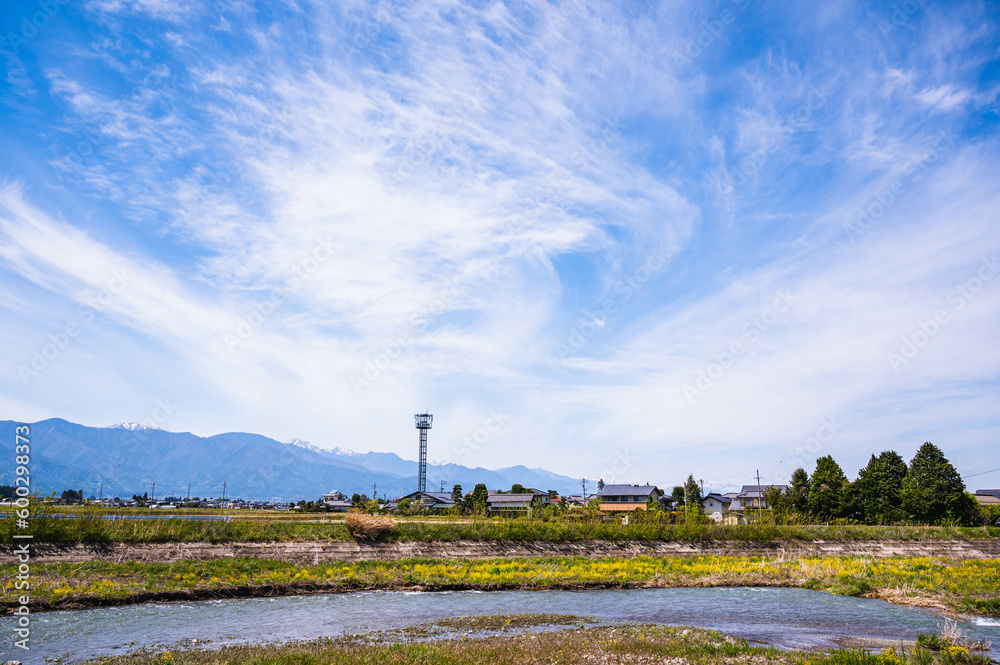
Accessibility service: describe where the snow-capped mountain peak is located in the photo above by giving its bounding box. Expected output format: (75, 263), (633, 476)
(109, 422), (159, 431)
(285, 439), (357, 456)
(285, 438), (323, 453)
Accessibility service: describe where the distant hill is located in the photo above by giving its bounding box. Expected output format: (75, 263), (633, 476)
(0, 419), (582, 501)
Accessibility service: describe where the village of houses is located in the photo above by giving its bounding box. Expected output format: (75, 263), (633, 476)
(317, 484), (1000, 523)
(85, 483), (1000, 522)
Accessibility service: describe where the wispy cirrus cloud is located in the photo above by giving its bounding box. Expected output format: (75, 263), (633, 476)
(0, 0), (997, 489)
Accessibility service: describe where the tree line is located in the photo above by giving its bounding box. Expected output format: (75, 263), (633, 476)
(763, 442), (986, 526)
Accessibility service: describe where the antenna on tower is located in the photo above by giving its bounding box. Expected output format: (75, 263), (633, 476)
(414, 413), (433, 493)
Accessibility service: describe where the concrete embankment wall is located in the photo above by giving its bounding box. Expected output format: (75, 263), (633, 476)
(10, 539), (1000, 565)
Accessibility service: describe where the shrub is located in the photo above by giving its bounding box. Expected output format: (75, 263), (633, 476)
(345, 511), (397, 541)
(916, 634), (946, 651)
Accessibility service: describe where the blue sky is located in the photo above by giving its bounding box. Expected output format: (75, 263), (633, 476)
(1, 0), (998, 492)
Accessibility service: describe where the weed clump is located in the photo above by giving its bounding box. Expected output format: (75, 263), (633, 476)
(345, 512), (397, 541)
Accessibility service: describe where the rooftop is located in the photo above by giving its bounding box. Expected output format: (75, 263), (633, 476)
(737, 484), (788, 499)
(487, 493), (536, 502)
(597, 484), (661, 497)
(703, 493), (732, 504)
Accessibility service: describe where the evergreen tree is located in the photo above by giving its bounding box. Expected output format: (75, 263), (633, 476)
(762, 485), (789, 522)
(788, 468), (810, 513)
(853, 451), (908, 523)
(511, 483), (526, 494)
(808, 456), (848, 520)
(683, 475), (703, 507)
(597, 478), (605, 491)
(670, 485), (685, 508)
(901, 442), (976, 524)
(471, 483), (489, 511)
(452, 484), (464, 508)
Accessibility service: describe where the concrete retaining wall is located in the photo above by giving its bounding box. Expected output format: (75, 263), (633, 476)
(8, 539), (1000, 565)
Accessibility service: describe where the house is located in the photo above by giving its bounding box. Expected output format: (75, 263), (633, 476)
(701, 493), (732, 522)
(322, 490), (353, 512)
(395, 490), (455, 510)
(562, 495), (586, 507)
(735, 484), (788, 510)
(975, 490), (1000, 506)
(486, 492), (548, 513)
(596, 484), (663, 512)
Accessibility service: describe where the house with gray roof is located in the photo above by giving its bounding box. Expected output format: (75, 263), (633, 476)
(596, 484), (664, 512)
(735, 484), (788, 510)
(701, 492), (732, 521)
(975, 489), (1000, 507)
(395, 490), (455, 510)
(486, 492), (548, 514)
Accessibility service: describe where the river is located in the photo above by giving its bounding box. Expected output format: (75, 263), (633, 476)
(2, 587), (999, 661)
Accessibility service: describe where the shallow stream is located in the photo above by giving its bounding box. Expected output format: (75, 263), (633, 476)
(3, 587), (998, 661)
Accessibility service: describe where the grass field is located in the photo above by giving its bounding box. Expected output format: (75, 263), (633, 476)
(5, 554), (998, 616)
(84, 622), (994, 665)
(3, 508), (999, 543)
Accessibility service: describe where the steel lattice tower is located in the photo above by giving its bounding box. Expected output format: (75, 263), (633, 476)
(414, 413), (433, 492)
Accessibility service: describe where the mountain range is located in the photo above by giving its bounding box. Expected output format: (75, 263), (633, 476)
(0, 419), (583, 501)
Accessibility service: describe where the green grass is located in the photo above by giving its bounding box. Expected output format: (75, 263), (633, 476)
(0, 511), (353, 542)
(7, 554), (998, 616)
(4, 509), (998, 543)
(81, 623), (992, 665)
(433, 613), (592, 631)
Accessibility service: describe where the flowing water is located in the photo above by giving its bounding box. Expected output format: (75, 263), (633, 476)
(3, 587), (999, 661)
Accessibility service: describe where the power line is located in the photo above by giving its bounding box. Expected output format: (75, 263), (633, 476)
(963, 466), (1000, 479)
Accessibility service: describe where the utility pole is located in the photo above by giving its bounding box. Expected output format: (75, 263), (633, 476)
(581, 478), (587, 501)
(187, 483), (191, 501)
(700, 479), (704, 498)
(756, 469), (762, 523)
(222, 482), (227, 506)
(98, 482), (103, 502)
(440, 480), (445, 492)
(151, 482), (155, 503)
(373, 482), (377, 502)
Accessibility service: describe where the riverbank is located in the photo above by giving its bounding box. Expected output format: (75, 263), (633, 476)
(4, 554), (998, 616)
(3, 514), (998, 544)
(10, 537), (1000, 564)
(74, 621), (994, 665)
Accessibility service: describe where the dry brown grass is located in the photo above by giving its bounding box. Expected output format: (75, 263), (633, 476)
(344, 511), (397, 540)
